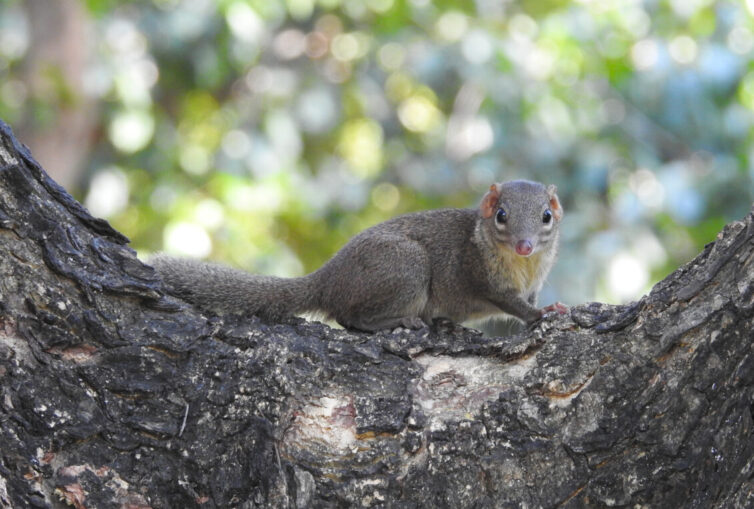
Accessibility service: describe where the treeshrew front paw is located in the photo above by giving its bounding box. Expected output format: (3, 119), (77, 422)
(542, 302), (569, 315)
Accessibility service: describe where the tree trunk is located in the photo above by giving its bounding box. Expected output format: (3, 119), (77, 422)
(0, 118), (753, 508)
(17, 0), (97, 192)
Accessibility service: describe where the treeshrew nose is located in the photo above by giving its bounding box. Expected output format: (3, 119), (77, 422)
(515, 240), (533, 256)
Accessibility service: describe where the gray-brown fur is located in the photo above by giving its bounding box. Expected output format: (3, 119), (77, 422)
(150, 256), (318, 320)
(150, 180), (564, 331)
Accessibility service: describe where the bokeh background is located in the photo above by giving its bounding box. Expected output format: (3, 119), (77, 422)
(1, 0), (753, 322)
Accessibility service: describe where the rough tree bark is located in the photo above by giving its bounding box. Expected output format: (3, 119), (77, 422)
(0, 118), (753, 508)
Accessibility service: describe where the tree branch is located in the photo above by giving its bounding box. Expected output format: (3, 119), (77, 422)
(0, 119), (752, 508)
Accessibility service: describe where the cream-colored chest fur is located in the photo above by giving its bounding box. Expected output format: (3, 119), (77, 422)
(489, 247), (549, 294)
(472, 222), (557, 300)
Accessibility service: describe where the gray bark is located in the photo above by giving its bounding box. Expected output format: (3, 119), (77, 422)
(0, 118), (753, 508)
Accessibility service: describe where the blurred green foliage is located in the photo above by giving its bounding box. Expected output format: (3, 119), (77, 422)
(1, 0), (753, 309)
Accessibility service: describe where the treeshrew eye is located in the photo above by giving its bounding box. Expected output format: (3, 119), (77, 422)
(495, 208), (508, 224)
(543, 209), (552, 224)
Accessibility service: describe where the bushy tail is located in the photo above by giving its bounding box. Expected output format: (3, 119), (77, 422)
(149, 255), (319, 319)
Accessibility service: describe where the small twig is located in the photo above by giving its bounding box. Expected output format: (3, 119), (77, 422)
(179, 403), (189, 437)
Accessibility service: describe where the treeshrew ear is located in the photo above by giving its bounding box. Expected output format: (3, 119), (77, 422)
(547, 184), (563, 221)
(480, 183), (501, 219)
